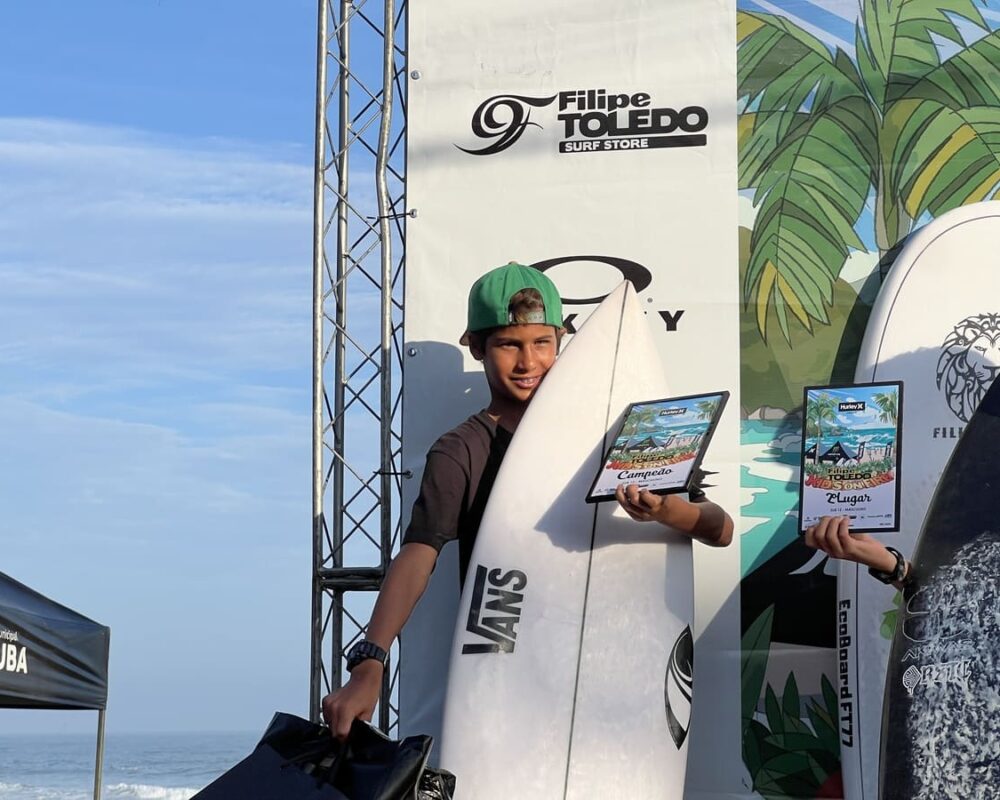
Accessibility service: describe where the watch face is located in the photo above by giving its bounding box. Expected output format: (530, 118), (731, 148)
(347, 641), (386, 670)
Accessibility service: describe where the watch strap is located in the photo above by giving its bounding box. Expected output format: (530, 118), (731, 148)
(345, 640), (388, 672)
(868, 546), (907, 585)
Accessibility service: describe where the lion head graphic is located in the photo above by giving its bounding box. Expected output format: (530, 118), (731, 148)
(936, 314), (1000, 422)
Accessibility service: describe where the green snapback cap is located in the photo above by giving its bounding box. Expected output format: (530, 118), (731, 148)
(460, 262), (563, 344)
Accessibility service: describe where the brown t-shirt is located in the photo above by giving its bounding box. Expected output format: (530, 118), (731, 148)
(403, 411), (513, 585)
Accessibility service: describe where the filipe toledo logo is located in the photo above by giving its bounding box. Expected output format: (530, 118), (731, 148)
(462, 566), (527, 654)
(458, 88), (708, 156)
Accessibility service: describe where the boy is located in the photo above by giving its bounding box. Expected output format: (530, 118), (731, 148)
(322, 261), (733, 738)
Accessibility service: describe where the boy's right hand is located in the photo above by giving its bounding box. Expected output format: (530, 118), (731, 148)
(321, 660), (384, 740)
(803, 515), (897, 573)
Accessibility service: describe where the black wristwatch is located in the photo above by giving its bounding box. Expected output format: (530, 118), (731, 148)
(345, 640), (389, 672)
(868, 546), (908, 585)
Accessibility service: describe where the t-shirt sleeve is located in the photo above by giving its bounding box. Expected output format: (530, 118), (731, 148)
(403, 447), (468, 552)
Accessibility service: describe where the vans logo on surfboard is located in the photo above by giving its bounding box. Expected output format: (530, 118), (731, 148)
(462, 566), (527, 654)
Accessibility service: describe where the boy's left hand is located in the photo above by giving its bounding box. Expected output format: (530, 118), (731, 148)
(616, 481), (733, 547)
(615, 483), (683, 525)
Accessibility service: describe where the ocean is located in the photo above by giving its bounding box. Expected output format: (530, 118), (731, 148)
(740, 419), (802, 577)
(803, 425), (898, 452)
(0, 731), (258, 799)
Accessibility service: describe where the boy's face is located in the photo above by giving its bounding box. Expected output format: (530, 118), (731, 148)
(470, 324), (560, 406)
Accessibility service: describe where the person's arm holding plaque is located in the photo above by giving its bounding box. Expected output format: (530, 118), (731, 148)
(616, 479), (734, 547)
(595, 392), (733, 544)
(804, 514), (913, 590)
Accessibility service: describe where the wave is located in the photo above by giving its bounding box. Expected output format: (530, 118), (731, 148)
(106, 785), (200, 800)
(0, 781), (85, 800)
(0, 785), (201, 800)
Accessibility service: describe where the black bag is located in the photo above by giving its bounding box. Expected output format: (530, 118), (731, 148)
(193, 712), (451, 800)
(417, 768), (457, 800)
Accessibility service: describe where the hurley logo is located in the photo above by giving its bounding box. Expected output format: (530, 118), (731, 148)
(462, 566), (527, 654)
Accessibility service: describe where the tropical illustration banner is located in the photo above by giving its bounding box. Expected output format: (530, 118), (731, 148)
(738, 1), (1000, 798)
(401, 0), (1000, 796)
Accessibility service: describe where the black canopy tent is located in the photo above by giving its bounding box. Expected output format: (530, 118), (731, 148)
(0, 571), (111, 799)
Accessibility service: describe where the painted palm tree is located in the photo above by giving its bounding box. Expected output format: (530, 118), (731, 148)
(620, 406), (661, 451)
(739, 0), (1000, 342)
(695, 399), (719, 420)
(806, 392), (837, 463)
(872, 389), (899, 424)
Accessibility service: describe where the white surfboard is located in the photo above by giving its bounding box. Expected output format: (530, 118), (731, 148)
(439, 281), (695, 799)
(839, 202), (1000, 800)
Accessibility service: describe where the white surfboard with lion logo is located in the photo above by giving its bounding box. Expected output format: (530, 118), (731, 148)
(839, 202), (1000, 800)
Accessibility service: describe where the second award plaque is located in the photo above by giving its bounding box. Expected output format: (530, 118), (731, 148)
(798, 381), (903, 533)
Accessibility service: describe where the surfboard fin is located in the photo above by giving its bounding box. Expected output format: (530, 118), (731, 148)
(688, 467), (717, 500)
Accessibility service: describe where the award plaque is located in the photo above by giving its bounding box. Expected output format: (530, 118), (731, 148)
(586, 391), (729, 503)
(798, 381), (903, 533)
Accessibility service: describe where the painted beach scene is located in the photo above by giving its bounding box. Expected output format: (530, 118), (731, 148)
(589, 392), (727, 500)
(799, 383), (901, 531)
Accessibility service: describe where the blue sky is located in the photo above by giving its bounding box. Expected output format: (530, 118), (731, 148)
(0, 2), (317, 143)
(0, 1), (328, 734)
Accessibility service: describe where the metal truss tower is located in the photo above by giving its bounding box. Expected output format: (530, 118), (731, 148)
(310, 0), (408, 731)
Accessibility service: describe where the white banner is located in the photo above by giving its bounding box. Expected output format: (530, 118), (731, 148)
(402, 1), (742, 795)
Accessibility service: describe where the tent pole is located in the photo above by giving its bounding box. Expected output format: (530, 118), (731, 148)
(93, 708), (106, 800)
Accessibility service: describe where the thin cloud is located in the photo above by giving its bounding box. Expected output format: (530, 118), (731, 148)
(0, 118), (318, 405)
(0, 117), (329, 732)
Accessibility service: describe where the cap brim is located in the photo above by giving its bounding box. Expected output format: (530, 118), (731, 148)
(459, 330), (471, 345)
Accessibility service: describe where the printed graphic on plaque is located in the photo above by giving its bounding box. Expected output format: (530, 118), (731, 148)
(587, 391), (728, 502)
(798, 382), (902, 533)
